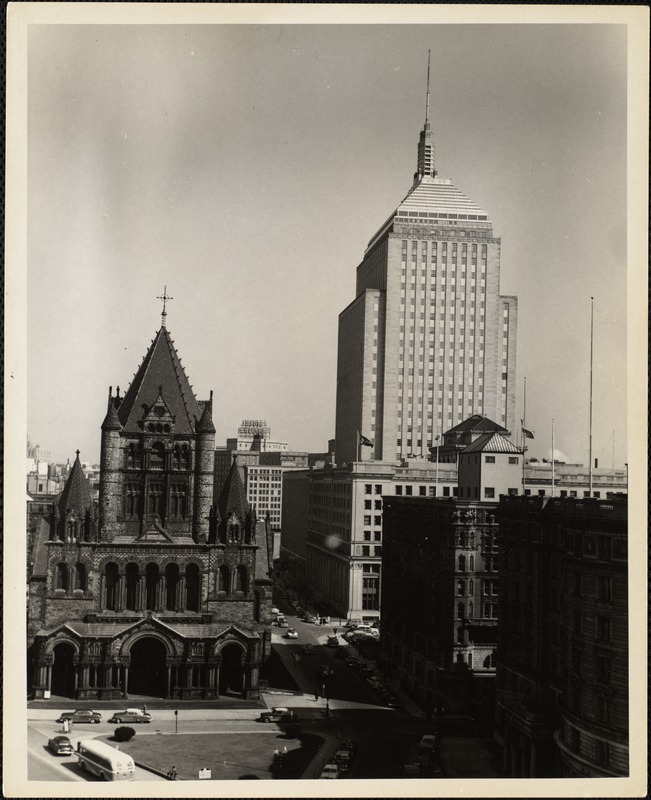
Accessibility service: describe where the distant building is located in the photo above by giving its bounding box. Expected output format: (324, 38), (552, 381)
(381, 495), (499, 715)
(214, 442), (309, 531)
(28, 317), (273, 702)
(226, 419), (288, 453)
(495, 495), (628, 777)
(303, 459), (457, 619)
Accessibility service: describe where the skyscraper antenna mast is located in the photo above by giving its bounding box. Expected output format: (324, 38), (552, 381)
(425, 50), (431, 125)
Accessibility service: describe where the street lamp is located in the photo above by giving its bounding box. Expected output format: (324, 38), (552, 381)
(434, 435), (440, 496)
(432, 704), (447, 769)
(320, 666), (334, 718)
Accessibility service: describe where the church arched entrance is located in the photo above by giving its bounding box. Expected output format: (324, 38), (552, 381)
(128, 637), (168, 697)
(219, 644), (245, 696)
(51, 642), (76, 698)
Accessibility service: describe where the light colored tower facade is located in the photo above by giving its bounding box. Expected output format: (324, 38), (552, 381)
(335, 81), (517, 465)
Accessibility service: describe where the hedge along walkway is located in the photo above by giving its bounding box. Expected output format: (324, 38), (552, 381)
(99, 731), (323, 780)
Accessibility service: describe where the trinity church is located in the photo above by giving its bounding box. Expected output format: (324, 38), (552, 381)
(28, 304), (273, 700)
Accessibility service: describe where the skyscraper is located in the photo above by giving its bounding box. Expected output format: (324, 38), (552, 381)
(335, 65), (517, 465)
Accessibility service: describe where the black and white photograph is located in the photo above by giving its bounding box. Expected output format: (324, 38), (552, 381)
(4, 3), (647, 797)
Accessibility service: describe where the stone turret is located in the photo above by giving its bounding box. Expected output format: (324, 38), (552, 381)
(99, 387), (123, 542)
(193, 391), (216, 543)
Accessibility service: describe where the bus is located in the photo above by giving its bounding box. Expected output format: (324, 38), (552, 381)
(76, 740), (135, 781)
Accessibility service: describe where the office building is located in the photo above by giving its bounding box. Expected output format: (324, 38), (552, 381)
(495, 495), (628, 777)
(335, 86), (517, 465)
(381, 495), (500, 715)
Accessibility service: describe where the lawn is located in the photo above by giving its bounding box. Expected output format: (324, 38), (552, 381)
(100, 730), (322, 780)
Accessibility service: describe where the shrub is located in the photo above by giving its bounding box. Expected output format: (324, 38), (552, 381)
(114, 726), (136, 742)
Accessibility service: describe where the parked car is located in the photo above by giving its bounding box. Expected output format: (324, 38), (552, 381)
(48, 735), (74, 755)
(403, 763), (421, 778)
(271, 606), (280, 615)
(108, 709), (152, 724)
(344, 618), (363, 628)
(277, 617), (289, 628)
(258, 707), (298, 724)
(285, 628), (299, 639)
(333, 750), (352, 772)
(56, 709), (102, 724)
(303, 614), (316, 624)
(319, 763), (340, 779)
(339, 738), (357, 755)
(420, 734), (436, 751)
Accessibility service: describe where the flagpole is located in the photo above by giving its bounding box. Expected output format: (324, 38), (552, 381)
(551, 418), (555, 498)
(357, 431), (361, 463)
(589, 298), (594, 496)
(522, 377), (527, 494)
(434, 435), (440, 497)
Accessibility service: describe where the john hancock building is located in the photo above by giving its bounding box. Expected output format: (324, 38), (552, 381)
(335, 79), (517, 465)
(28, 311), (274, 701)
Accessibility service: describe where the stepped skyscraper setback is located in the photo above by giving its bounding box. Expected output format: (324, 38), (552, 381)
(335, 68), (517, 464)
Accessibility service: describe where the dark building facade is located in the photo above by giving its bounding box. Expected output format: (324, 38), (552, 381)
(28, 323), (273, 701)
(381, 496), (499, 716)
(495, 495), (628, 777)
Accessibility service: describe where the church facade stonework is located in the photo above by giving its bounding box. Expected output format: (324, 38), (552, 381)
(28, 323), (273, 700)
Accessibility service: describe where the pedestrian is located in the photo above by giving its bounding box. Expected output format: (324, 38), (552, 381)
(142, 703), (147, 715)
(333, 627), (337, 636)
(283, 746), (288, 759)
(326, 616), (330, 624)
(273, 748), (280, 763)
(168, 765), (177, 780)
(314, 689), (319, 702)
(63, 718), (70, 734)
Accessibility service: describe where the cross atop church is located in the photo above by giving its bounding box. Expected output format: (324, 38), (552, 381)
(157, 286), (174, 328)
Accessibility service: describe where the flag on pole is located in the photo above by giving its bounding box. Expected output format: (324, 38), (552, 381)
(521, 420), (534, 439)
(359, 434), (374, 447)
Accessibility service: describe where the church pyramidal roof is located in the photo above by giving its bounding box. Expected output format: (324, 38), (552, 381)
(217, 456), (251, 523)
(57, 451), (92, 518)
(117, 327), (203, 435)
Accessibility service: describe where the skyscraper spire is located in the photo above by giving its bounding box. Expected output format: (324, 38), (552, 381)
(413, 51), (436, 186)
(425, 49), (431, 125)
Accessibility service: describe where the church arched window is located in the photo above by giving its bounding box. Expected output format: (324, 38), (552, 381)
(235, 565), (249, 594)
(75, 563), (87, 592)
(55, 562), (69, 592)
(150, 442), (165, 470)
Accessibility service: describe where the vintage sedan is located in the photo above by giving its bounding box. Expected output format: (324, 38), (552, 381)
(319, 763), (340, 779)
(48, 735), (74, 755)
(56, 709), (102, 724)
(285, 628), (299, 639)
(108, 709), (152, 724)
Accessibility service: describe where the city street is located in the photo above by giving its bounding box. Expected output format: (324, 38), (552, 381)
(26, 596), (500, 781)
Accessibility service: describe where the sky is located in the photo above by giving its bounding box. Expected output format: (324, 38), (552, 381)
(25, 20), (631, 467)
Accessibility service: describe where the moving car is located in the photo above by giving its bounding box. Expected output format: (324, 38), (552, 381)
(56, 709), (102, 724)
(48, 735), (74, 755)
(277, 617), (289, 628)
(319, 763), (340, 779)
(258, 707), (298, 724)
(108, 709), (152, 724)
(285, 628), (298, 639)
(333, 750), (352, 772)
